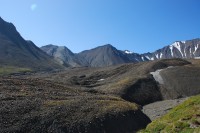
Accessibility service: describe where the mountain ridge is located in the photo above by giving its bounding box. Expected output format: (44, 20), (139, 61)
(1, 16), (200, 68)
(141, 38), (200, 61)
(41, 38), (200, 67)
(0, 17), (63, 70)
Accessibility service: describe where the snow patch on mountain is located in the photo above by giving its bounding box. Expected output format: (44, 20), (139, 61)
(156, 54), (159, 59)
(160, 53), (163, 58)
(169, 45), (173, 57)
(172, 42), (183, 57)
(194, 44), (199, 55)
(181, 41), (186, 43)
(184, 47), (186, 57)
(145, 56), (150, 60)
(124, 50), (133, 54)
(142, 56), (144, 61)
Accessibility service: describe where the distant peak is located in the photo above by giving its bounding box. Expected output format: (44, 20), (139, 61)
(191, 38), (200, 41)
(26, 40), (34, 43)
(0, 16), (6, 24)
(0, 16), (10, 24)
(174, 40), (185, 44)
(41, 44), (59, 49)
(41, 44), (71, 51)
(103, 44), (113, 47)
(173, 38), (200, 44)
(46, 44), (69, 47)
(181, 41), (186, 43)
(98, 44), (118, 50)
(47, 44), (57, 47)
(0, 16), (17, 32)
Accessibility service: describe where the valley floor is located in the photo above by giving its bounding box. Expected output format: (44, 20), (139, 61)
(0, 59), (200, 133)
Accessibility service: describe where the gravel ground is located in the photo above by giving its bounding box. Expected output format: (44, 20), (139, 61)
(142, 98), (187, 120)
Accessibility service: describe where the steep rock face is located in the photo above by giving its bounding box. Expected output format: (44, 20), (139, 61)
(41, 45), (81, 67)
(142, 38), (200, 60)
(0, 17), (63, 70)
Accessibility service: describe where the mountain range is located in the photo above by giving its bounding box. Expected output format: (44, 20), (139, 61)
(41, 44), (144, 67)
(41, 39), (200, 67)
(0, 16), (200, 68)
(141, 39), (200, 61)
(1, 17), (200, 132)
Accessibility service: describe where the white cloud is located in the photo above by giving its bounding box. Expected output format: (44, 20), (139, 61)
(30, 4), (37, 11)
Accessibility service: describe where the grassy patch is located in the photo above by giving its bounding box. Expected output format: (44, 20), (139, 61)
(139, 95), (200, 133)
(0, 66), (32, 75)
(116, 77), (132, 86)
(96, 99), (139, 114)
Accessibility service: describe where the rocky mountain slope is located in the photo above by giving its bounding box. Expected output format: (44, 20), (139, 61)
(40, 44), (81, 67)
(41, 38), (200, 67)
(77, 44), (135, 67)
(0, 17), (63, 70)
(41, 44), (144, 67)
(141, 38), (200, 61)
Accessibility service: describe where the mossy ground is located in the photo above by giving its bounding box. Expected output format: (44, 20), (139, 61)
(0, 66), (32, 75)
(139, 95), (200, 133)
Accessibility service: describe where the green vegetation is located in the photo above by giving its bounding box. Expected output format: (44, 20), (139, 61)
(139, 95), (200, 133)
(95, 98), (139, 113)
(0, 66), (32, 75)
(43, 96), (139, 113)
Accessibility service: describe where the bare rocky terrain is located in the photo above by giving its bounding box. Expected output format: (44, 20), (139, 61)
(1, 58), (200, 133)
(142, 98), (187, 120)
(0, 75), (150, 133)
(0, 17), (63, 71)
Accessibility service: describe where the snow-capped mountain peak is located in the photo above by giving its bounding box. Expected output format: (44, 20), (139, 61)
(141, 38), (200, 61)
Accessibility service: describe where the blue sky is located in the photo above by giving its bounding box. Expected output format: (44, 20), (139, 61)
(0, 0), (200, 53)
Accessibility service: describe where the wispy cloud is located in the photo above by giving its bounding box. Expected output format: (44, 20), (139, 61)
(30, 4), (37, 11)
